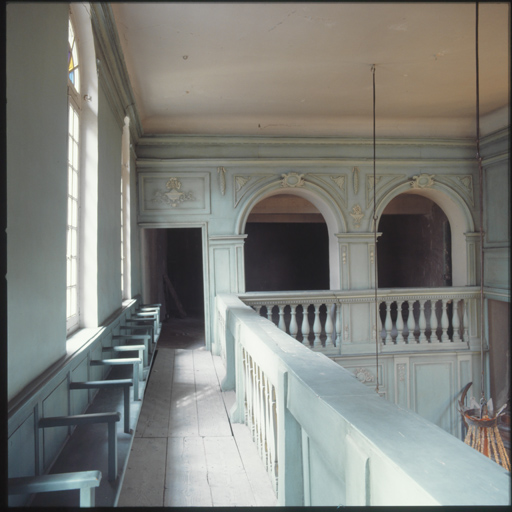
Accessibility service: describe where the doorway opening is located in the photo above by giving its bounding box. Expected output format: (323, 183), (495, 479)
(377, 194), (452, 288)
(166, 228), (204, 318)
(142, 227), (205, 347)
(244, 194), (329, 292)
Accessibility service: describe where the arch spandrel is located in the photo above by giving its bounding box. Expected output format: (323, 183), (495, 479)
(235, 179), (348, 237)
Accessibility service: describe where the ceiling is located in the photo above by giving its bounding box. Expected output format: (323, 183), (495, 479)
(111, 2), (510, 138)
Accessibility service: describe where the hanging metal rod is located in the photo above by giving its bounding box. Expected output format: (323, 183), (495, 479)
(372, 64), (379, 395)
(475, 1), (486, 404)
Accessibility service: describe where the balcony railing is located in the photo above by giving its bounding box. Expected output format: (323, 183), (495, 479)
(215, 292), (509, 506)
(239, 286), (480, 354)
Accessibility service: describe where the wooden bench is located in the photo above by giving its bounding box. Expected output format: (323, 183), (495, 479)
(103, 344), (146, 380)
(137, 305), (161, 326)
(9, 470), (102, 507)
(125, 318), (157, 348)
(111, 335), (150, 367)
(90, 358), (141, 400)
(39, 413), (120, 481)
(70, 379), (133, 433)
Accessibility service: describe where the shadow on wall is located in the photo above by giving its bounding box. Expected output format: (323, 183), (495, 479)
(378, 200), (452, 288)
(244, 222), (329, 292)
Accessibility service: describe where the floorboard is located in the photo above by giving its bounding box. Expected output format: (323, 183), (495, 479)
(117, 437), (167, 507)
(119, 317), (277, 507)
(164, 437), (212, 507)
(204, 436), (257, 506)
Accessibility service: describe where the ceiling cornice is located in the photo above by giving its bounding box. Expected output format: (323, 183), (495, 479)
(89, 2), (143, 143)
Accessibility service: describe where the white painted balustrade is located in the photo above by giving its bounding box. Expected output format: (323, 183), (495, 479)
(240, 287), (479, 352)
(215, 293), (509, 507)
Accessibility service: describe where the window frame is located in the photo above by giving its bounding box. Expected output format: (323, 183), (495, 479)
(66, 14), (81, 334)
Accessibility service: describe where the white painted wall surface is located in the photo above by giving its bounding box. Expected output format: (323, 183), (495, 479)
(6, 3), (69, 401)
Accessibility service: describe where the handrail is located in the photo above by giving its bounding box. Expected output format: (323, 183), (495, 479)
(9, 470), (102, 507)
(239, 287), (480, 351)
(216, 292), (510, 506)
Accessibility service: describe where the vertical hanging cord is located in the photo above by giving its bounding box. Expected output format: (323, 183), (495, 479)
(475, 1), (486, 403)
(372, 64), (379, 394)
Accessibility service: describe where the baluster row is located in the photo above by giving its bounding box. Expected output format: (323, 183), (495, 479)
(242, 347), (278, 493)
(378, 298), (469, 344)
(257, 303), (339, 348)
(252, 296), (470, 347)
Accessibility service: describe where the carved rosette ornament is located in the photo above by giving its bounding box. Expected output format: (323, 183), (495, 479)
(354, 367), (375, 383)
(152, 177), (195, 208)
(410, 173), (435, 189)
(281, 172), (305, 188)
(350, 204), (364, 228)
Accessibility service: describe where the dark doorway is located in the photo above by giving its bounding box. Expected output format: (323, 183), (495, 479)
(166, 228), (204, 317)
(244, 222), (329, 291)
(377, 196), (452, 288)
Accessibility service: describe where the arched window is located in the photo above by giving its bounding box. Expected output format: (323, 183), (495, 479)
(66, 15), (81, 333)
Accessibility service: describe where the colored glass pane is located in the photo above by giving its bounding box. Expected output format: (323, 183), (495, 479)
(68, 19), (79, 93)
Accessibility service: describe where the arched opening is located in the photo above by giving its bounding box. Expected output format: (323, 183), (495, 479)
(244, 194), (329, 291)
(377, 193), (452, 288)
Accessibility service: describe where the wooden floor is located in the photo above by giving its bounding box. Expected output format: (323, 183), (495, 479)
(118, 316), (278, 507)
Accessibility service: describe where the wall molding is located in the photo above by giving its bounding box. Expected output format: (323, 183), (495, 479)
(89, 3), (143, 142)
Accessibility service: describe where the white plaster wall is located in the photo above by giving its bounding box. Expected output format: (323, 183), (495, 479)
(6, 3), (69, 401)
(97, 87), (123, 323)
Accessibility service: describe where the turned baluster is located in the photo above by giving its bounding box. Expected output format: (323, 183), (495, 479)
(266, 304), (273, 321)
(463, 300), (469, 342)
(395, 300), (405, 344)
(312, 303), (322, 348)
(418, 299), (427, 343)
(441, 299), (450, 342)
(406, 301), (416, 343)
(289, 304), (298, 339)
(384, 300), (393, 344)
(452, 299), (461, 342)
(325, 304), (334, 348)
(277, 304), (286, 332)
(430, 299), (440, 343)
(301, 304), (311, 345)
(335, 304), (342, 346)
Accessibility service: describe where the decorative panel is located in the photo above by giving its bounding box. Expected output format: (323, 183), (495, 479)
(485, 164), (509, 245)
(139, 172), (210, 215)
(42, 378), (69, 470)
(413, 362), (453, 434)
(394, 357), (410, 409)
(484, 248), (509, 289)
(213, 247), (232, 294)
(8, 411), (36, 505)
(70, 357), (90, 416)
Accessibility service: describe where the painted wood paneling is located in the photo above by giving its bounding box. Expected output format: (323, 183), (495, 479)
(413, 361), (454, 433)
(42, 379), (69, 470)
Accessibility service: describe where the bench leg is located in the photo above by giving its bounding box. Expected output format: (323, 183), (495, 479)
(123, 386), (130, 433)
(133, 363), (140, 401)
(80, 486), (96, 507)
(143, 338), (148, 367)
(108, 422), (117, 481)
(137, 348), (143, 381)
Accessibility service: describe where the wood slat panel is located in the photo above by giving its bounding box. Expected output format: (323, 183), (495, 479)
(117, 437), (167, 507)
(168, 349), (199, 437)
(204, 436), (257, 506)
(193, 350), (232, 437)
(135, 349), (175, 438)
(164, 437), (212, 507)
